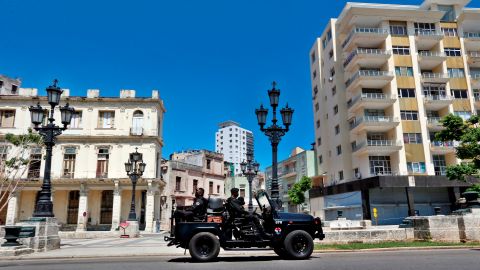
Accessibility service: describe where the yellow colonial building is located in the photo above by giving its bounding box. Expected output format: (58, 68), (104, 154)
(0, 75), (166, 233)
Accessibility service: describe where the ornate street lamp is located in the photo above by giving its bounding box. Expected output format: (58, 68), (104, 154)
(125, 148), (146, 221)
(240, 151), (260, 213)
(29, 80), (75, 217)
(255, 82), (294, 207)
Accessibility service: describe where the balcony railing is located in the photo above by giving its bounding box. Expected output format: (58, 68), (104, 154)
(347, 93), (394, 108)
(96, 172), (108, 178)
(427, 117), (442, 124)
(468, 51), (480, 57)
(464, 32), (480, 39)
(431, 141), (454, 147)
(345, 70), (393, 87)
(418, 51), (446, 57)
(342, 27), (389, 48)
(130, 127), (143, 136)
(353, 140), (401, 152)
(350, 116), (397, 129)
(415, 30), (444, 37)
(421, 73), (449, 79)
(474, 95), (480, 101)
(471, 74), (480, 80)
(424, 95), (453, 101)
(343, 48), (391, 67)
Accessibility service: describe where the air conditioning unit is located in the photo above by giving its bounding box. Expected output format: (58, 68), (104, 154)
(355, 172), (362, 179)
(328, 77), (334, 82)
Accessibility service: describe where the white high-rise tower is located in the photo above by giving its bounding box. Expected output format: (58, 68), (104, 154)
(215, 121), (254, 175)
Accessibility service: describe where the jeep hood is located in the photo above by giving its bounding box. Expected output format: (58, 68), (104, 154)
(276, 212), (314, 222)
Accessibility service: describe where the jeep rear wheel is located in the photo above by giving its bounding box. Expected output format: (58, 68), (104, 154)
(188, 232), (220, 262)
(273, 246), (288, 258)
(283, 230), (314, 260)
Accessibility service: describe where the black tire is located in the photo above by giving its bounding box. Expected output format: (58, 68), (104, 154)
(188, 232), (220, 262)
(273, 246), (288, 258)
(283, 230), (314, 260)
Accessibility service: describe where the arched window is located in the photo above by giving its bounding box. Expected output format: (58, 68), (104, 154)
(131, 110), (144, 135)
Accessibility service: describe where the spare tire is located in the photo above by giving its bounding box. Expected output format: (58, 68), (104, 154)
(188, 232), (220, 262)
(283, 230), (314, 260)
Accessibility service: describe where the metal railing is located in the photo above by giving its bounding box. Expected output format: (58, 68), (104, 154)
(474, 95), (480, 101)
(345, 70), (393, 87)
(468, 51), (480, 57)
(430, 141), (454, 147)
(423, 95), (454, 101)
(342, 27), (389, 48)
(418, 51), (446, 57)
(427, 117), (442, 124)
(350, 116), (398, 129)
(464, 32), (480, 39)
(415, 30), (444, 37)
(343, 48), (391, 67)
(421, 73), (449, 79)
(353, 140), (401, 152)
(130, 127), (143, 136)
(471, 74), (480, 80)
(347, 93), (395, 108)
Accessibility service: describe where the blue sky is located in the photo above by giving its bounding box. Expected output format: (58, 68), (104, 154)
(1, 0), (478, 169)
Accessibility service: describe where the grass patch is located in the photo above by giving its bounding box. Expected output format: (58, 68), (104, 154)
(314, 241), (480, 250)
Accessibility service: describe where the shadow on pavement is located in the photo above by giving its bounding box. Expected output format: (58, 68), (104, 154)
(169, 255), (320, 263)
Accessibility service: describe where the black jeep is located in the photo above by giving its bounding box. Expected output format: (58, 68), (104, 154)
(164, 190), (324, 262)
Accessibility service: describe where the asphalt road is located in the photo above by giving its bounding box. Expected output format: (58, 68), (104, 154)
(0, 249), (478, 270)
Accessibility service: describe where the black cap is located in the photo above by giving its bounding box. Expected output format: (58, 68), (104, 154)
(231, 188), (239, 193)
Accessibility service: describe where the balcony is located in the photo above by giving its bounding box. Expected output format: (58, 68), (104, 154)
(130, 127), (144, 136)
(467, 51), (480, 67)
(463, 32), (480, 51)
(347, 93), (396, 114)
(430, 141), (455, 154)
(352, 140), (402, 156)
(470, 74), (480, 88)
(343, 48), (391, 72)
(426, 117), (445, 131)
(345, 70), (394, 92)
(421, 73), (450, 83)
(474, 95), (480, 107)
(350, 116), (400, 133)
(417, 51), (446, 69)
(415, 30), (444, 50)
(342, 27), (389, 51)
(423, 95), (454, 110)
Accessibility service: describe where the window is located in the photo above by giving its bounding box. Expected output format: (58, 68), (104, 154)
(209, 181), (213, 194)
(322, 38), (327, 49)
(336, 145), (342, 155)
(63, 147), (76, 178)
(0, 110), (15, 128)
(329, 50), (333, 59)
(333, 105), (338, 115)
(239, 184), (246, 198)
(438, 5), (456, 22)
(193, 179), (198, 193)
(423, 83), (446, 97)
(390, 25), (407, 36)
(131, 110), (144, 135)
(451, 89), (468, 99)
(96, 147), (109, 178)
(414, 22), (435, 34)
(0, 145), (7, 175)
(407, 162), (426, 173)
(98, 111), (115, 128)
(217, 185), (220, 194)
(316, 120), (320, 128)
(369, 156), (392, 175)
(311, 52), (315, 62)
(175, 177), (181, 191)
(318, 155), (323, 164)
(317, 137), (321, 146)
(330, 67), (335, 77)
(433, 155), (447, 176)
(338, 171), (344, 180)
(351, 141), (356, 151)
(398, 88), (416, 98)
(332, 86), (336, 96)
(401, 110), (419, 120)
(312, 70), (317, 79)
(11, 85), (17, 94)
(315, 103), (319, 112)
(444, 48), (461, 57)
(0, 80), (3, 88)
(403, 133), (423, 144)
(441, 27), (457, 37)
(335, 125), (340, 135)
(27, 147), (42, 178)
(392, 46), (410, 55)
(313, 86), (318, 95)
(327, 30), (332, 41)
(448, 68), (465, 78)
(454, 111), (471, 121)
(395, 66), (413, 76)
(70, 111), (82, 128)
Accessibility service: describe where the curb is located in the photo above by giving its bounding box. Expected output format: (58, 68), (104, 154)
(313, 246), (480, 253)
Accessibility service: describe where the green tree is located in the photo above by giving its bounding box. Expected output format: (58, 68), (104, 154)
(287, 176), (312, 205)
(435, 114), (480, 182)
(0, 129), (43, 216)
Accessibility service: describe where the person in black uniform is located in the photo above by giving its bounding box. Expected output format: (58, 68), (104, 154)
(174, 188), (208, 222)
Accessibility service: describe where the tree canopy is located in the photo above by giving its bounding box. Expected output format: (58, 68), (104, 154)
(287, 176), (312, 205)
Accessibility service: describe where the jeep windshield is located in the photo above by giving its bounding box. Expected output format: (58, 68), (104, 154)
(256, 190), (271, 211)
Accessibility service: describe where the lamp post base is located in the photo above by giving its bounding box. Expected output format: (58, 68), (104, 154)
(15, 217), (60, 252)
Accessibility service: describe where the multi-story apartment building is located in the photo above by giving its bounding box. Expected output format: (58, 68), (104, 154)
(161, 150), (225, 229)
(0, 75), (166, 233)
(265, 147), (316, 213)
(215, 121), (254, 175)
(309, 0), (477, 224)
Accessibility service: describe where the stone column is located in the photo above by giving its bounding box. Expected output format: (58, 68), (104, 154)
(76, 184), (89, 232)
(111, 180), (122, 231)
(5, 191), (19, 225)
(144, 180), (155, 233)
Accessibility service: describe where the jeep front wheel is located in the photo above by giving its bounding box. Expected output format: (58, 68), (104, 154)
(188, 232), (220, 262)
(283, 230), (314, 260)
